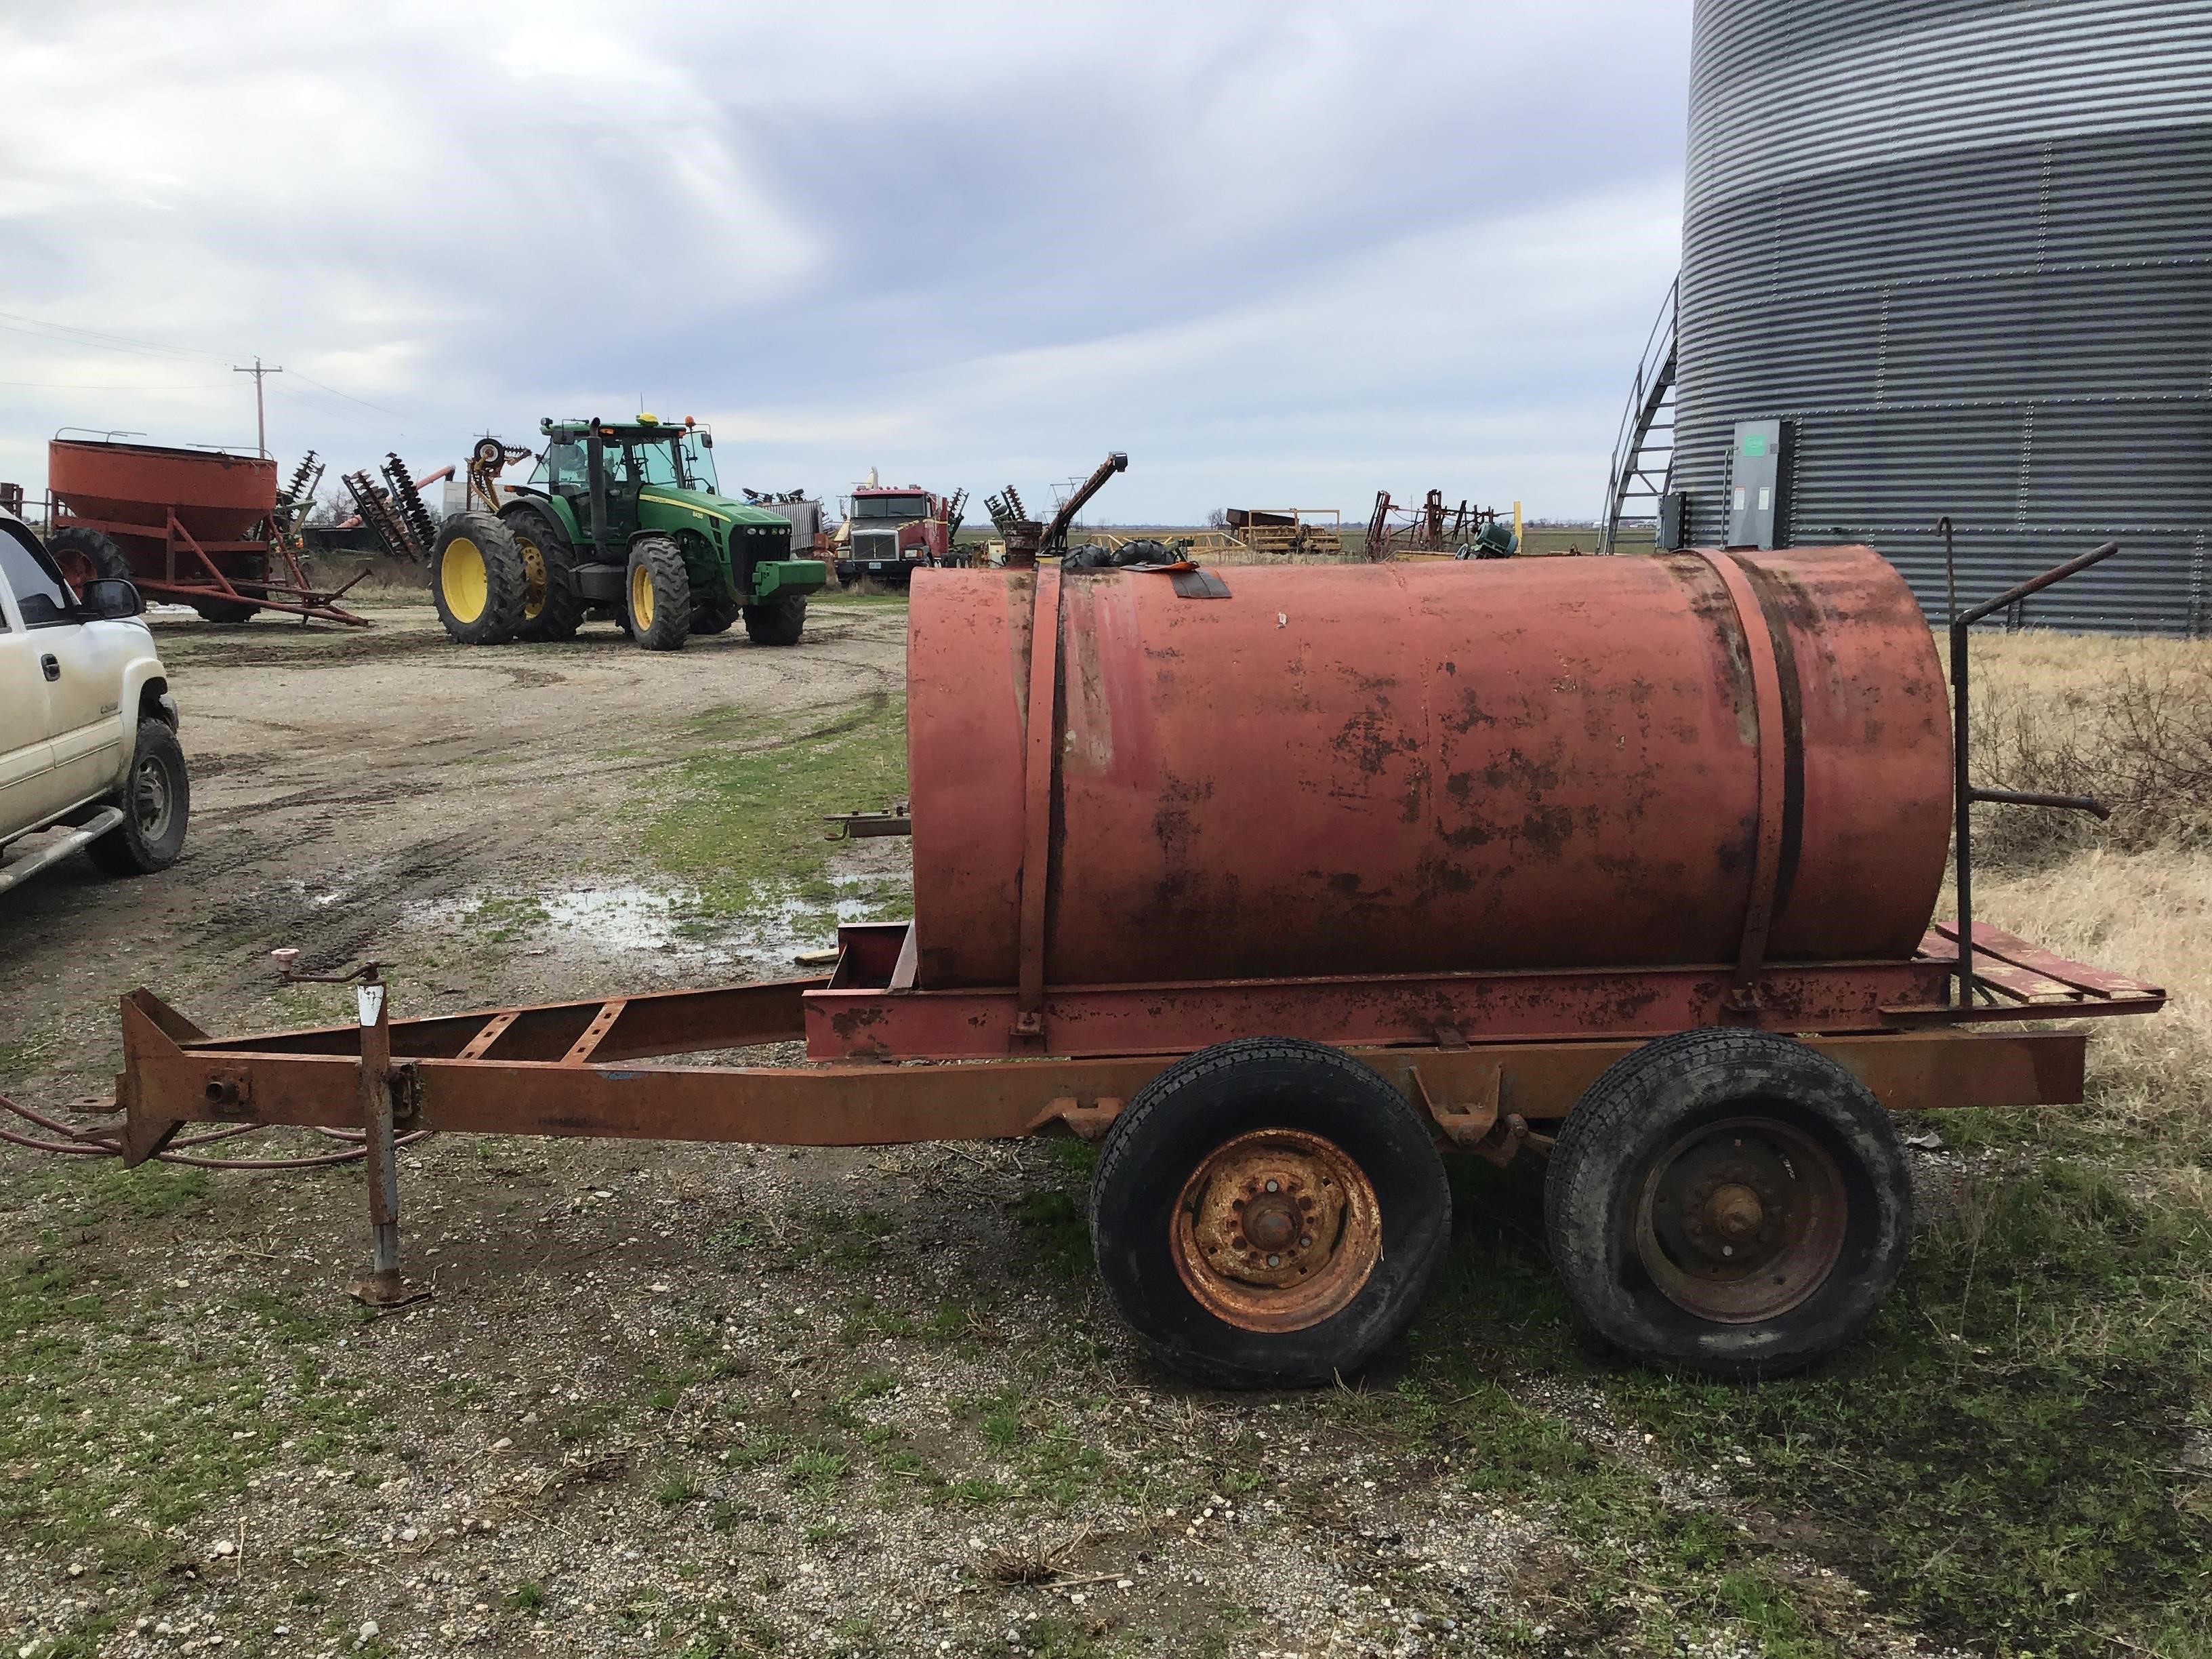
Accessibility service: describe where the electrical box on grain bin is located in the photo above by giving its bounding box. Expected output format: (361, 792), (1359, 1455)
(1726, 418), (1791, 550)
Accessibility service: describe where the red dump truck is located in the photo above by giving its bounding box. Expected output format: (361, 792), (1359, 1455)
(89, 540), (2157, 1387)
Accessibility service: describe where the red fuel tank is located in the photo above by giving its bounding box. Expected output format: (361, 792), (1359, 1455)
(906, 548), (1950, 991)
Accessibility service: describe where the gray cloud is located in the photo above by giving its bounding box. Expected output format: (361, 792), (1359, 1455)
(0, 0), (1691, 520)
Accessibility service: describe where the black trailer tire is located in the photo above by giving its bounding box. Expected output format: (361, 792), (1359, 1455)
(690, 596), (739, 636)
(503, 506), (584, 642)
(1090, 1036), (1451, 1389)
(627, 537), (691, 651)
(742, 595), (806, 646)
(86, 718), (190, 877)
(431, 513), (529, 645)
(190, 596), (261, 624)
(46, 526), (131, 592)
(1543, 1028), (1913, 1378)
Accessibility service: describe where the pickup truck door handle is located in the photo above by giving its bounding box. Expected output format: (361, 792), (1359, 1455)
(39, 655), (59, 682)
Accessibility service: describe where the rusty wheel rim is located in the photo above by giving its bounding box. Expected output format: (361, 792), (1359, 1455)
(1171, 1128), (1381, 1333)
(1635, 1115), (1848, 1324)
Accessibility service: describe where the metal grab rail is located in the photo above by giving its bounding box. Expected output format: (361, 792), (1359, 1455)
(1948, 536), (2123, 1003)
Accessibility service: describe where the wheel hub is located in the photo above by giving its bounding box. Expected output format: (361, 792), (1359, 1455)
(441, 537), (488, 623)
(517, 538), (548, 621)
(133, 756), (172, 839)
(1172, 1128), (1380, 1332)
(1637, 1118), (1847, 1322)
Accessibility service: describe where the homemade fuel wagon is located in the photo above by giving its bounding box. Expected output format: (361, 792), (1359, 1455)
(100, 539), (2162, 1385)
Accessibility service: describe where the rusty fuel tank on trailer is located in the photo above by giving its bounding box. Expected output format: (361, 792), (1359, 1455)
(905, 547), (1952, 991)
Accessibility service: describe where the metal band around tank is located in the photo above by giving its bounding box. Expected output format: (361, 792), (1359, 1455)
(1692, 548), (1788, 1001)
(1013, 565), (1063, 1041)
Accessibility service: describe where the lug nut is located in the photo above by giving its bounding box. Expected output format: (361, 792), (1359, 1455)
(1267, 1254), (1282, 1267)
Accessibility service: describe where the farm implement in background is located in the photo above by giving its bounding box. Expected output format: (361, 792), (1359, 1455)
(43, 436), (373, 626)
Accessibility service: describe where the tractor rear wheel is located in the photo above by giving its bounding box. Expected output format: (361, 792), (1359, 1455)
(503, 507), (583, 642)
(47, 527), (131, 592)
(431, 513), (529, 645)
(743, 595), (807, 647)
(627, 536), (691, 651)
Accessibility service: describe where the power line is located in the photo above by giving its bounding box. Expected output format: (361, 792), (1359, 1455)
(0, 311), (235, 363)
(0, 379), (226, 390)
(0, 308), (411, 421)
(286, 370), (410, 422)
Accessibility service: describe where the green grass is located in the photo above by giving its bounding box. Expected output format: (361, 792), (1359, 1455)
(640, 693), (909, 919)
(1614, 1164), (2212, 1655)
(1340, 1153), (2212, 1657)
(0, 1246), (370, 1579)
(463, 892), (551, 943)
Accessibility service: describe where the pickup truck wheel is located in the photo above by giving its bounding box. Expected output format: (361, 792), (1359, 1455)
(743, 595), (806, 646)
(627, 537), (692, 651)
(1544, 1029), (1912, 1378)
(502, 507), (583, 642)
(87, 718), (190, 877)
(47, 527), (131, 592)
(1090, 1037), (1451, 1389)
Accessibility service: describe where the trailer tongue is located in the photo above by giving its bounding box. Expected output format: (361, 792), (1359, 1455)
(91, 539), (2167, 1385)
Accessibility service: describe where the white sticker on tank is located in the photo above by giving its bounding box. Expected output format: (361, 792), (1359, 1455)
(1733, 487), (1746, 512)
(1758, 487), (1771, 512)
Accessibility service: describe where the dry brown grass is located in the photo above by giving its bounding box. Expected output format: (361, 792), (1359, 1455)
(1963, 630), (2212, 865)
(1959, 630), (2212, 1164)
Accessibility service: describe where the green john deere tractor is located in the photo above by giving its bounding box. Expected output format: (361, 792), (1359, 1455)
(429, 415), (827, 650)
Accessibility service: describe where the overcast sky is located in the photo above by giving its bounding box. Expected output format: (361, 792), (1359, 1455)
(0, 1), (1691, 523)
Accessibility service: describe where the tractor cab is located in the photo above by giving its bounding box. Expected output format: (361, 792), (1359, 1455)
(531, 415), (722, 547)
(427, 413), (828, 652)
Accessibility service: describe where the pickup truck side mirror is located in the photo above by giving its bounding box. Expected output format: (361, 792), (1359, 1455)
(79, 577), (143, 619)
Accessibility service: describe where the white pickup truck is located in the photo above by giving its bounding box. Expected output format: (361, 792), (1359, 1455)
(0, 504), (188, 895)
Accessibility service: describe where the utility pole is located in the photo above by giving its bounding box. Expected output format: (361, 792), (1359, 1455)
(232, 356), (283, 457)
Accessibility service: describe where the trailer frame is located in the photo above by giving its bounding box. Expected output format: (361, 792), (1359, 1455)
(112, 916), (2161, 1307)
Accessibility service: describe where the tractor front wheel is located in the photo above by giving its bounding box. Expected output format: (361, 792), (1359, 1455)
(743, 595), (806, 647)
(432, 514), (529, 644)
(627, 537), (691, 652)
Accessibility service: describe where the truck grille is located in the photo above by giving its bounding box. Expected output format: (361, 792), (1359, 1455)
(853, 531), (900, 563)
